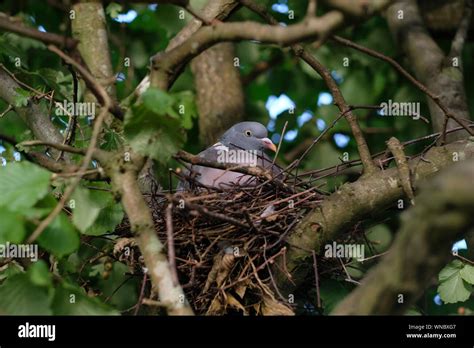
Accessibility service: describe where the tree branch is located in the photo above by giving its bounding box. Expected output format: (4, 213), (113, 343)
(331, 35), (474, 139)
(386, 0), (472, 142)
(239, 0), (378, 175)
(294, 51), (378, 175)
(131, 0), (240, 98)
(150, 11), (345, 89)
(333, 159), (474, 314)
(0, 13), (77, 49)
(48, 45), (123, 120)
(69, 2), (123, 124)
(105, 153), (194, 315)
(0, 68), (66, 159)
(320, 0), (392, 18)
(191, 42), (245, 145)
(276, 139), (474, 294)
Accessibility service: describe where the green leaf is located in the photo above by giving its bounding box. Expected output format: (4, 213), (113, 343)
(72, 187), (124, 236)
(71, 186), (101, 233)
(97, 261), (139, 310)
(0, 261), (24, 282)
(0, 273), (52, 315)
(28, 260), (52, 288)
(106, 2), (123, 19)
(173, 91), (197, 129)
(37, 213), (80, 257)
(141, 88), (176, 116)
(84, 202), (124, 236)
(460, 263), (474, 285)
(124, 88), (186, 164)
(0, 209), (26, 244)
(438, 260), (473, 304)
(439, 260), (464, 281)
(13, 88), (30, 107)
(51, 281), (119, 315)
(0, 162), (51, 211)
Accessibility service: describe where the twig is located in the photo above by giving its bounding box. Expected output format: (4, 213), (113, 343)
(331, 35), (474, 142)
(238, 0), (377, 175)
(338, 257), (360, 285)
(453, 252), (474, 266)
(26, 47), (112, 243)
(306, 0), (318, 17)
(386, 137), (415, 205)
(184, 4), (213, 25)
(133, 273), (148, 315)
(166, 202), (180, 286)
(0, 104), (13, 118)
(175, 150), (279, 184)
(312, 250), (321, 308)
(174, 197), (250, 229)
(0, 14), (77, 49)
(18, 140), (87, 156)
(47, 45), (124, 120)
(273, 121), (287, 166)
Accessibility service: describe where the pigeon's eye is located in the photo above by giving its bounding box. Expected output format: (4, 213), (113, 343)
(244, 130), (252, 137)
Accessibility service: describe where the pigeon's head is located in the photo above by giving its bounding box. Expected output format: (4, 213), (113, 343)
(219, 122), (277, 152)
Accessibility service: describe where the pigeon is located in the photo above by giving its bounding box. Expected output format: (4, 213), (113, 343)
(179, 122), (281, 190)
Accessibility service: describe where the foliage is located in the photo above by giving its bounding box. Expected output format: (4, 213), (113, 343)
(0, 0), (472, 316)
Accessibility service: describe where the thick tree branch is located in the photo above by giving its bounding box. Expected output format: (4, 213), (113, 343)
(70, 1), (120, 126)
(132, 0), (239, 97)
(150, 11), (344, 89)
(191, 42), (245, 145)
(276, 139), (474, 294)
(0, 13), (77, 49)
(386, 0), (472, 142)
(0, 68), (65, 159)
(105, 153), (194, 315)
(49, 45), (193, 315)
(321, 0), (392, 18)
(449, 0), (473, 59)
(333, 159), (474, 314)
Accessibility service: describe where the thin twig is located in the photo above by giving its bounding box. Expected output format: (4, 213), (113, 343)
(166, 202), (180, 286)
(312, 250), (321, 308)
(26, 47), (112, 243)
(331, 35), (474, 142)
(133, 273), (148, 315)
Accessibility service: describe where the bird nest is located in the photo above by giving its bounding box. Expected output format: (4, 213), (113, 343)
(145, 177), (324, 315)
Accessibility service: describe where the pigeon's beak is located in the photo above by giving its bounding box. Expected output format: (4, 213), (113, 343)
(261, 137), (277, 152)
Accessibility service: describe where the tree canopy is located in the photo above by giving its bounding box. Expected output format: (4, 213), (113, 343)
(0, 0), (473, 316)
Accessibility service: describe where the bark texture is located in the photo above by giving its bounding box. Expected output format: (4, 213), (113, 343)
(333, 159), (474, 314)
(191, 42), (245, 145)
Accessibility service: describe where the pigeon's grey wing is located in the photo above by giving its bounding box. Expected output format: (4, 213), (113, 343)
(176, 144), (221, 191)
(194, 144), (258, 188)
(177, 143), (254, 190)
(177, 144), (283, 190)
